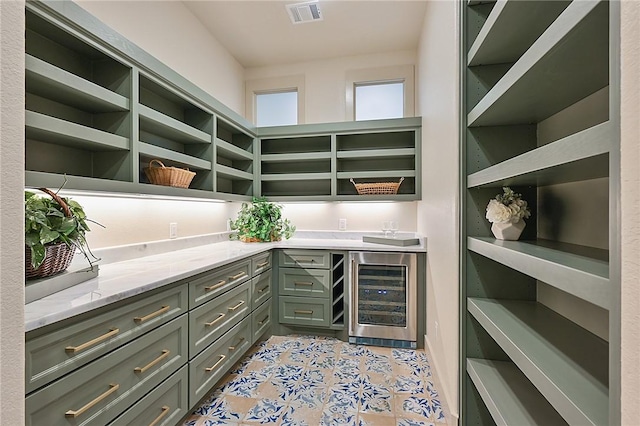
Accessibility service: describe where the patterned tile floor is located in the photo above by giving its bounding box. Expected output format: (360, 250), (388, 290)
(183, 335), (449, 426)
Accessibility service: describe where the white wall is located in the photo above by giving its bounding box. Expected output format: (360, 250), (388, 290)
(245, 50), (417, 124)
(416, 0), (460, 421)
(75, 0), (245, 116)
(620, 1), (640, 422)
(0, 1), (25, 424)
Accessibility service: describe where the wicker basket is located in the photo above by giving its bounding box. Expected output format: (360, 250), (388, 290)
(25, 188), (76, 279)
(350, 177), (404, 195)
(144, 159), (196, 189)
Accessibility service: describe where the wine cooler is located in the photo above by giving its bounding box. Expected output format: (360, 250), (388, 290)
(349, 251), (417, 348)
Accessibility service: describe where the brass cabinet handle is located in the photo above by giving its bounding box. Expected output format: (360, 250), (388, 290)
(229, 272), (246, 280)
(258, 316), (269, 325)
(65, 328), (119, 353)
(205, 313), (225, 327)
(228, 337), (246, 351)
(134, 305), (170, 324)
(256, 261), (269, 268)
(294, 310), (313, 315)
(228, 300), (245, 312)
(205, 354), (226, 372)
(294, 281), (313, 286)
(257, 285), (269, 293)
(65, 383), (119, 418)
(134, 350), (170, 374)
(204, 280), (226, 291)
(148, 406), (170, 426)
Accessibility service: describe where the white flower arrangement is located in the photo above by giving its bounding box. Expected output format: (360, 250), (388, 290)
(486, 187), (531, 224)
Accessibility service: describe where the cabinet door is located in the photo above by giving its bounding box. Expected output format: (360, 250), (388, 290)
(26, 315), (188, 426)
(252, 300), (272, 344)
(251, 270), (272, 309)
(189, 259), (251, 309)
(278, 249), (330, 269)
(26, 284), (188, 393)
(278, 267), (330, 298)
(279, 296), (331, 328)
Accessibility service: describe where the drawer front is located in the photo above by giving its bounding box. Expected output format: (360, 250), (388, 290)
(251, 270), (272, 309)
(278, 249), (330, 269)
(109, 364), (188, 426)
(26, 284), (188, 394)
(252, 300), (272, 344)
(279, 296), (331, 328)
(189, 281), (251, 358)
(189, 316), (252, 404)
(251, 252), (272, 276)
(26, 315), (188, 426)
(189, 259), (251, 309)
(279, 268), (330, 298)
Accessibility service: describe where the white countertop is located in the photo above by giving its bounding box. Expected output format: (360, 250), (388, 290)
(25, 233), (426, 332)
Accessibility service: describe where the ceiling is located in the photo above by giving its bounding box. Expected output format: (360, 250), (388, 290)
(182, 1), (428, 68)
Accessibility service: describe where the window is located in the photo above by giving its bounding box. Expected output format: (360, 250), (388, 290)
(355, 81), (404, 121)
(255, 91), (298, 127)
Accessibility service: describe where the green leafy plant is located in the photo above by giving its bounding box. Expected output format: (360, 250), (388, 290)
(25, 188), (99, 270)
(229, 197), (295, 242)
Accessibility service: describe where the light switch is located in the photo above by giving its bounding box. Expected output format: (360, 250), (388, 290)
(339, 218), (347, 230)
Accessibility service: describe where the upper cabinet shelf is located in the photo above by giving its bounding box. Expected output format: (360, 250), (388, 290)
(468, 0), (609, 127)
(214, 117), (255, 197)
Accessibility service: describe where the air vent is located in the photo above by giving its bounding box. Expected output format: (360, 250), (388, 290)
(286, 1), (323, 24)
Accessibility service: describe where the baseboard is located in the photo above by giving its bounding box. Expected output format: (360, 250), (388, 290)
(425, 334), (460, 425)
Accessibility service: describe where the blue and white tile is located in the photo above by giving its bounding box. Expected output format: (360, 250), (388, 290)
(243, 398), (286, 424)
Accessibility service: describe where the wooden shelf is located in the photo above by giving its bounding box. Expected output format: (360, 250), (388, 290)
(261, 152), (331, 162)
(468, 1), (570, 66)
(468, 0), (609, 127)
(467, 358), (568, 425)
(336, 148), (415, 159)
(216, 164), (253, 181)
(138, 142), (211, 170)
(468, 298), (609, 426)
(216, 139), (253, 161)
(468, 237), (609, 309)
(467, 121), (611, 188)
(261, 172), (332, 182)
(139, 104), (211, 144)
(26, 110), (129, 151)
(337, 170), (415, 179)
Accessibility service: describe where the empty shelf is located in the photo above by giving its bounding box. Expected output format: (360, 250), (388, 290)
(139, 104), (211, 144)
(216, 139), (253, 161)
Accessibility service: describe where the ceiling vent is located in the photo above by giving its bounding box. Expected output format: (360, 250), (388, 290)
(286, 1), (323, 24)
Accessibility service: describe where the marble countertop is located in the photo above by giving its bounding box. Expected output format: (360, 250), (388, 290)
(25, 232), (426, 332)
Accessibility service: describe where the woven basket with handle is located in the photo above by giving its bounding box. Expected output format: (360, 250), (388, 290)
(144, 159), (196, 189)
(25, 188), (76, 279)
(350, 177), (404, 195)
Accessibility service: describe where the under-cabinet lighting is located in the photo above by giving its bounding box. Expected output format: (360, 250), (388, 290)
(26, 188), (227, 203)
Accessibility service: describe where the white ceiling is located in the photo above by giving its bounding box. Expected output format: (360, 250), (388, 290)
(182, 1), (428, 68)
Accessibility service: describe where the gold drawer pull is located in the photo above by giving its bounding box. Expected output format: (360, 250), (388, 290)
(294, 310), (313, 315)
(258, 316), (269, 325)
(65, 383), (119, 418)
(228, 300), (245, 312)
(256, 261), (269, 268)
(228, 337), (246, 351)
(205, 354), (226, 372)
(229, 272), (246, 280)
(148, 406), (170, 426)
(294, 281), (313, 286)
(204, 280), (226, 291)
(65, 328), (119, 353)
(134, 305), (170, 324)
(205, 313), (225, 327)
(257, 285), (269, 293)
(134, 350), (170, 374)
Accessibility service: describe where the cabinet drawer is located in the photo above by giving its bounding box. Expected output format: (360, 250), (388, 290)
(251, 251), (272, 276)
(189, 316), (252, 404)
(251, 270), (272, 309)
(278, 249), (330, 269)
(26, 284), (188, 394)
(189, 281), (251, 358)
(279, 296), (331, 328)
(109, 364), (188, 426)
(26, 315), (188, 426)
(189, 259), (251, 309)
(252, 300), (272, 344)
(279, 267), (330, 298)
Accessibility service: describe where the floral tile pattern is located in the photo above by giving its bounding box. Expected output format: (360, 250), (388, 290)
(184, 335), (449, 425)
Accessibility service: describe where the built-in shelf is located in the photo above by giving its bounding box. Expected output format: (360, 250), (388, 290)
(216, 164), (253, 180)
(468, 0), (609, 127)
(467, 358), (568, 426)
(138, 142), (211, 170)
(261, 152), (331, 162)
(468, 298), (609, 426)
(139, 104), (211, 144)
(337, 170), (416, 179)
(261, 172), (332, 182)
(216, 139), (254, 161)
(336, 148), (416, 159)
(467, 237), (610, 309)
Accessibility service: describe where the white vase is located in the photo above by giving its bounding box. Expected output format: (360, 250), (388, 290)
(491, 220), (526, 241)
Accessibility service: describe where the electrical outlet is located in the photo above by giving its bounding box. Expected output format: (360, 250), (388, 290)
(169, 222), (178, 239)
(339, 218), (347, 230)
(435, 321), (439, 339)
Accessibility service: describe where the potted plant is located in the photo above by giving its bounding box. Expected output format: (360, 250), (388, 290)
(485, 187), (531, 240)
(230, 197), (295, 242)
(25, 188), (99, 279)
